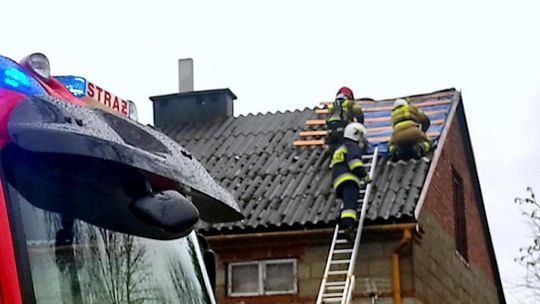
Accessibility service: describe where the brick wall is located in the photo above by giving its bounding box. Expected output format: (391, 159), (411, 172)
(209, 233), (324, 304)
(208, 232), (415, 304)
(352, 240), (415, 304)
(415, 111), (501, 303)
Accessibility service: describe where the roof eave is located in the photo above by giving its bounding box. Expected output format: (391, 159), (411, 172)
(198, 216), (418, 236)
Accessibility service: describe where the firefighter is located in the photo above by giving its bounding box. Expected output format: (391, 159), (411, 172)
(325, 87), (365, 150)
(388, 99), (431, 161)
(330, 122), (371, 240)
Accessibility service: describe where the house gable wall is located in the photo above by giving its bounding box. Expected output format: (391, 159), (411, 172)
(415, 112), (501, 303)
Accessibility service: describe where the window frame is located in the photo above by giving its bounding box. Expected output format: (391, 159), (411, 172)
(227, 261), (263, 297)
(452, 167), (468, 262)
(227, 258), (297, 297)
(263, 258), (298, 295)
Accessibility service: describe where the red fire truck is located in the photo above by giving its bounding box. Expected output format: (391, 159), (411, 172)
(0, 53), (242, 303)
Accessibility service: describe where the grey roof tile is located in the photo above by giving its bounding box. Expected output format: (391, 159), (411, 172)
(163, 89), (458, 234)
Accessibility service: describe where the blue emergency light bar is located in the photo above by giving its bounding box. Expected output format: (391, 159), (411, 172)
(0, 55), (46, 96)
(54, 75), (87, 97)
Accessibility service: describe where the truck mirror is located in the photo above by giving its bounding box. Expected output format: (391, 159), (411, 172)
(130, 190), (199, 233)
(3, 145), (197, 240)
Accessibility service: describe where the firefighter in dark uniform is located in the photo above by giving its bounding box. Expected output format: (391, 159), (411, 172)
(330, 122), (371, 240)
(388, 99), (431, 161)
(326, 87), (365, 150)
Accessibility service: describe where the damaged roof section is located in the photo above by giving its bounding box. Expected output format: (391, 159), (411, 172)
(309, 90), (455, 153)
(163, 89), (459, 234)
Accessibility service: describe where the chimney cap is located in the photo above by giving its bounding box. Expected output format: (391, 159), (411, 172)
(150, 88), (237, 103)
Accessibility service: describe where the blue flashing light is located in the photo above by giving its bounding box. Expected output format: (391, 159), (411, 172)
(54, 76), (87, 97)
(0, 55), (46, 96)
(5, 68), (30, 87)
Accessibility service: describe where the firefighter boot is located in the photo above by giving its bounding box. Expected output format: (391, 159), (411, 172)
(340, 217), (356, 243)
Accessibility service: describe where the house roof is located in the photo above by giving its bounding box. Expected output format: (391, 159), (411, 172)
(162, 88), (460, 234)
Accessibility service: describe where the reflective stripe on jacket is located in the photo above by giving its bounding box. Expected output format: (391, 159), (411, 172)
(391, 104), (430, 132)
(331, 140), (368, 191)
(341, 209), (357, 220)
(389, 104), (431, 149)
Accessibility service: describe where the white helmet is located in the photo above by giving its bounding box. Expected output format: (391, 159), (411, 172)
(343, 122), (367, 142)
(393, 98), (408, 108)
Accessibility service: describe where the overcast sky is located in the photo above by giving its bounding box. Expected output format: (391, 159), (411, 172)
(4, 0), (540, 302)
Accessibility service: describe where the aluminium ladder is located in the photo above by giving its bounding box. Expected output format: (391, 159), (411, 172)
(316, 147), (379, 304)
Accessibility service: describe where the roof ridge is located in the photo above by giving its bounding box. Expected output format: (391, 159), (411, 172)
(234, 107), (314, 118)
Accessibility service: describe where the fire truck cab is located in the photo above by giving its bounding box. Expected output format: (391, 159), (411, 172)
(0, 53), (242, 304)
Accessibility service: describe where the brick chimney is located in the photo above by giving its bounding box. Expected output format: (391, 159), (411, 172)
(150, 58), (236, 130)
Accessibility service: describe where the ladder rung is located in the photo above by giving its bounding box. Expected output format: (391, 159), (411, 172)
(293, 140), (325, 146)
(334, 249), (352, 254)
(325, 281), (346, 286)
(330, 259), (351, 264)
(323, 292), (345, 298)
(334, 239), (349, 244)
(328, 270), (348, 275)
(326, 286), (346, 291)
(322, 297), (343, 303)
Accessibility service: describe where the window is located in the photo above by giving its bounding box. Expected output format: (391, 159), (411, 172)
(452, 168), (468, 261)
(228, 259), (297, 297)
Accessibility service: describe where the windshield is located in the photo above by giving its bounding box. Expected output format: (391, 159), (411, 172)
(2, 146), (215, 304)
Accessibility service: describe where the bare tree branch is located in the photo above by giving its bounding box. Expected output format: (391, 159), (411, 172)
(514, 187), (540, 301)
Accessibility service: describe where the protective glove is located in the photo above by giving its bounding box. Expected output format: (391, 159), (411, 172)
(363, 175), (372, 184)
